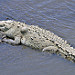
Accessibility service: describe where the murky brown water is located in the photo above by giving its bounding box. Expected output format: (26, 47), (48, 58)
(0, 0), (75, 75)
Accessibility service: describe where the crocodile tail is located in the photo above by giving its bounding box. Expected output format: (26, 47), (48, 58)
(48, 31), (75, 55)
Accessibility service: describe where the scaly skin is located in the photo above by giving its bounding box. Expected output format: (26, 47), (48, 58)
(0, 20), (75, 62)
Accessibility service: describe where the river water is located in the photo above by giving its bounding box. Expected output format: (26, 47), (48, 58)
(0, 0), (75, 75)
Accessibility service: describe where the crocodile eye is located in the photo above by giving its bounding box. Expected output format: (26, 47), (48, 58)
(21, 27), (28, 33)
(17, 25), (20, 28)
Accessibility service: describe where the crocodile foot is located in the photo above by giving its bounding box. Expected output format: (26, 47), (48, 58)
(42, 46), (58, 53)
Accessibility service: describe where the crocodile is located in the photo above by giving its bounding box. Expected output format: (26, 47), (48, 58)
(0, 20), (75, 62)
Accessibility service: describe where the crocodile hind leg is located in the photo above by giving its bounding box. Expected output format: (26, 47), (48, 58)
(2, 36), (21, 45)
(42, 46), (58, 53)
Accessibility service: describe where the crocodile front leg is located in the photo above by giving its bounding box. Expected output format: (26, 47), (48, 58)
(42, 46), (58, 53)
(2, 36), (21, 45)
(21, 37), (26, 45)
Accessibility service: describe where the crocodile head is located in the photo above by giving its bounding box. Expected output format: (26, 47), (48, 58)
(0, 20), (13, 32)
